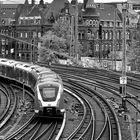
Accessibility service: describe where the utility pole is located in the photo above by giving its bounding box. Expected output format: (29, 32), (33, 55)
(113, 8), (117, 70)
(75, 0), (78, 63)
(121, 3), (127, 111)
(70, 15), (74, 57)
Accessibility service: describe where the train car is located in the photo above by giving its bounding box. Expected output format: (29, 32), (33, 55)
(0, 58), (64, 117)
(34, 71), (64, 116)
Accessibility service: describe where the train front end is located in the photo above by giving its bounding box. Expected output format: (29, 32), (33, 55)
(34, 77), (64, 117)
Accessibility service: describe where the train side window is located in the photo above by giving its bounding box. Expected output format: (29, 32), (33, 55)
(2, 65), (6, 75)
(23, 71), (28, 83)
(15, 68), (20, 80)
(29, 72), (33, 86)
(0, 65), (2, 75)
(6, 66), (13, 77)
(20, 69), (24, 82)
(29, 73), (37, 88)
(32, 75), (37, 87)
(6, 66), (10, 76)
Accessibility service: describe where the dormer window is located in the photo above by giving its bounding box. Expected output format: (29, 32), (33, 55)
(49, 12), (55, 23)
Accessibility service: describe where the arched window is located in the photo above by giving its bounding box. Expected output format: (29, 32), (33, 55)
(109, 31), (113, 40)
(96, 44), (99, 51)
(102, 44), (104, 51)
(96, 31), (99, 39)
(105, 31), (108, 40)
(21, 53), (25, 59)
(87, 29), (92, 40)
(102, 31), (105, 40)
(109, 44), (112, 51)
(82, 33), (85, 39)
(78, 33), (81, 39)
(126, 31), (130, 40)
(117, 31), (120, 40)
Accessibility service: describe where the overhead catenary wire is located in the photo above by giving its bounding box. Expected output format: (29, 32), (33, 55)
(0, 32), (74, 60)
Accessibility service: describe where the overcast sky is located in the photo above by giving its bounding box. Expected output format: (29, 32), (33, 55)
(2, 0), (83, 4)
(2, 0), (136, 4)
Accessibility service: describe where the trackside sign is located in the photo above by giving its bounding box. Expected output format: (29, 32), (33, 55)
(120, 76), (127, 84)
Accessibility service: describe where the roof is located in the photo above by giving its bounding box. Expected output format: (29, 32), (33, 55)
(43, 0), (75, 23)
(27, 5), (42, 17)
(86, 0), (96, 9)
(1, 4), (18, 19)
(96, 4), (121, 21)
(82, 0), (98, 17)
(1, 4), (18, 9)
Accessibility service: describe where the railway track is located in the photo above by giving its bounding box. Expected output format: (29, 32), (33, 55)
(0, 81), (35, 140)
(52, 64), (140, 140)
(0, 86), (9, 120)
(66, 80), (121, 140)
(1, 63), (140, 140)
(0, 82), (17, 133)
(64, 88), (94, 140)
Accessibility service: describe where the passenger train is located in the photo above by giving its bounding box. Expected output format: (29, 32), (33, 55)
(0, 58), (64, 117)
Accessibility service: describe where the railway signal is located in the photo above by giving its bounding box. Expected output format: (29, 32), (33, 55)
(98, 24), (102, 39)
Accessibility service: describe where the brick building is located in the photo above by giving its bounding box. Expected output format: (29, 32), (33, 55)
(0, 0), (138, 63)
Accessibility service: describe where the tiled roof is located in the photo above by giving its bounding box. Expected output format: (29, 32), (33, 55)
(1, 4), (18, 9)
(28, 5), (41, 17)
(86, 0), (96, 9)
(1, 4), (18, 18)
(20, 4), (32, 17)
(44, 0), (75, 22)
(96, 4), (121, 21)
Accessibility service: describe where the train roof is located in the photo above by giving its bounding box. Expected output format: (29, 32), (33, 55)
(32, 66), (51, 74)
(38, 71), (62, 83)
(0, 58), (18, 66)
(15, 62), (33, 71)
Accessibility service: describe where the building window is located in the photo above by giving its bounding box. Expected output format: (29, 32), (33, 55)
(82, 33), (85, 39)
(110, 22), (113, 27)
(117, 31), (120, 40)
(107, 21), (110, 27)
(38, 32), (41, 38)
(104, 21), (107, 27)
(109, 31), (113, 40)
(102, 31), (105, 39)
(95, 44), (99, 51)
(25, 33), (27, 38)
(105, 31), (108, 40)
(102, 44), (104, 51)
(20, 32), (23, 38)
(126, 31), (130, 40)
(96, 31), (99, 39)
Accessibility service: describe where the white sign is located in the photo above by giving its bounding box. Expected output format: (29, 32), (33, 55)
(120, 76), (127, 84)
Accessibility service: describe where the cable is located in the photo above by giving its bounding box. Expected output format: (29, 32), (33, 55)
(0, 32), (73, 59)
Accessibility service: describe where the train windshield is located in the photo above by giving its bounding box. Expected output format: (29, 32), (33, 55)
(39, 85), (59, 101)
